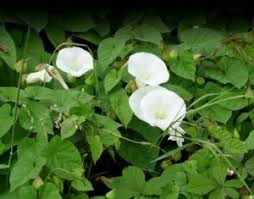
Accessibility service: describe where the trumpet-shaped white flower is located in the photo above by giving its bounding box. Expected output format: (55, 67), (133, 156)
(129, 86), (186, 131)
(26, 69), (52, 84)
(56, 47), (93, 77)
(168, 126), (185, 147)
(128, 52), (169, 87)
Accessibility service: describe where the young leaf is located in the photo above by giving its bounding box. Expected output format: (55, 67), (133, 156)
(85, 126), (103, 163)
(110, 89), (133, 128)
(39, 183), (61, 199)
(71, 178), (94, 192)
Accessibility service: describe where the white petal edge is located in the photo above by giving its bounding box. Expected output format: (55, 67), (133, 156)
(56, 47), (93, 77)
(168, 126), (185, 147)
(26, 69), (52, 84)
(140, 86), (186, 130)
(128, 52), (169, 87)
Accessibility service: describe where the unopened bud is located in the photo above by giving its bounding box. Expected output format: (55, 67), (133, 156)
(169, 49), (178, 59)
(85, 73), (95, 86)
(227, 169), (234, 176)
(193, 54), (202, 61)
(125, 80), (137, 93)
(196, 76), (205, 85)
(15, 59), (28, 73)
(160, 160), (172, 169)
(32, 176), (44, 189)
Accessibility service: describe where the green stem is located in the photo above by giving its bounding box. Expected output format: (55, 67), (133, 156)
(8, 26), (30, 166)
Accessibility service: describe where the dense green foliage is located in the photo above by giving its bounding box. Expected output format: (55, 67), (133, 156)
(0, 9), (254, 199)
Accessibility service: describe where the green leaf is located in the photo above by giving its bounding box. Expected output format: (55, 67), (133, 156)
(62, 13), (95, 32)
(143, 177), (171, 196)
(218, 57), (248, 88)
(245, 130), (254, 150)
(143, 15), (170, 33)
(85, 126), (103, 163)
(208, 188), (225, 199)
(98, 37), (125, 69)
(133, 24), (162, 46)
(43, 136), (84, 180)
(45, 15), (65, 47)
(110, 89), (133, 127)
(104, 68), (123, 93)
(160, 184), (179, 199)
(0, 25), (16, 69)
(61, 115), (86, 139)
(162, 83), (193, 101)
(0, 104), (13, 138)
(19, 101), (53, 135)
(71, 178), (94, 192)
(10, 135), (47, 191)
(17, 11), (48, 32)
(186, 173), (217, 195)
(198, 104), (232, 124)
(19, 185), (37, 199)
(179, 28), (225, 56)
(94, 114), (122, 147)
(244, 157), (254, 176)
(128, 117), (161, 143)
(117, 132), (159, 169)
(168, 47), (196, 81)
(39, 183), (61, 199)
(113, 166), (146, 199)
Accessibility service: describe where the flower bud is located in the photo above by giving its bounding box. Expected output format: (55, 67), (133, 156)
(160, 160), (172, 169)
(15, 59), (28, 73)
(106, 189), (116, 199)
(196, 76), (205, 85)
(32, 176), (44, 189)
(67, 74), (76, 84)
(227, 169), (234, 176)
(193, 54), (202, 61)
(169, 49), (178, 60)
(125, 80), (138, 93)
(85, 73), (95, 86)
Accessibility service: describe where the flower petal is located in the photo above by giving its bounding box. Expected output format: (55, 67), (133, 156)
(128, 52), (169, 87)
(129, 86), (157, 121)
(26, 69), (52, 84)
(56, 47), (93, 77)
(140, 86), (186, 130)
(168, 126), (185, 147)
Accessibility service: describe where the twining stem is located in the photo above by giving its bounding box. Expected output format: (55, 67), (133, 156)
(8, 26), (31, 166)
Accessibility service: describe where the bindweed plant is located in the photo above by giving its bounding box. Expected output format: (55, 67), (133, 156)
(0, 8), (254, 199)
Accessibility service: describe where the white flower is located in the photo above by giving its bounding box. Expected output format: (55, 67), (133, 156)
(128, 52), (169, 87)
(56, 47), (93, 77)
(26, 69), (52, 84)
(168, 126), (185, 147)
(129, 86), (186, 131)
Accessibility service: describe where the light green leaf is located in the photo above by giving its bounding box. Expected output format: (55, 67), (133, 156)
(163, 83), (193, 101)
(98, 37), (125, 70)
(0, 25), (16, 69)
(104, 68), (123, 93)
(43, 136), (84, 180)
(160, 184), (179, 199)
(179, 27), (225, 56)
(218, 57), (248, 89)
(19, 186), (37, 199)
(19, 101), (53, 135)
(0, 104), (13, 138)
(39, 183), (62, 199)
(244, 157), (254, 176)
(61, 115), (86, 139)
(110, 89), (133, 127)
(10, 135), (47, 191)
(208, 188), (224, 199)
(168, 48), (196, 81)
(133, 24), (162, 45)
(186, 173), (217, 195)
(85, 126), (103, 163)
(245, 130), (254, 150)
(71, 178), (94, 192)
(114, 166), (146, 199)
